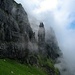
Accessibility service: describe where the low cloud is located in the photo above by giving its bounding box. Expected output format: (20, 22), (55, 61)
(15, 0), (75, 74)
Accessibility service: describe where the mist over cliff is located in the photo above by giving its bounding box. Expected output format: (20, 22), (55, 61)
(15, 0), (75, 75)
(0, 1), (62, 74)
(1, 0), (75, 75)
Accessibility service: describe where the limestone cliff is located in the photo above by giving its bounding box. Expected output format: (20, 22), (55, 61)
(0, 0), (61, 75)
(0, 0), (33, 60)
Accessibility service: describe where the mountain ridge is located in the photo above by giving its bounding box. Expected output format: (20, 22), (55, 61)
(0, 0), (61, 75)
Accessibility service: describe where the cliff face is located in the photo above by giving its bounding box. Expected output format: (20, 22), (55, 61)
(0, 0), (61, 75)
(0, 0), (33, 59)
(45, 27), (61, 60)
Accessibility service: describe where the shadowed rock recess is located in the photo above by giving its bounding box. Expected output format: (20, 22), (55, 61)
(0, 0), (61, 75)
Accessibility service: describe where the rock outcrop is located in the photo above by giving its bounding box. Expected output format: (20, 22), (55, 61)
(0, 0), (33, 60)
(0, 0), (61, 75)
(38, 22), (46, 55)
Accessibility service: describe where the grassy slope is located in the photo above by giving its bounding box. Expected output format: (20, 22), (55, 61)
(0, 59), (47, 75)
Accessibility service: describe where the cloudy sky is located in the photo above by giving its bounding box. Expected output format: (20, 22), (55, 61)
(15, 0), (75, 74)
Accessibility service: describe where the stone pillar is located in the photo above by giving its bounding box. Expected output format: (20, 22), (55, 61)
(38, 22), (46, 55)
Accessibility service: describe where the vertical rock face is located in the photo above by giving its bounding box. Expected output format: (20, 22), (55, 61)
(0, 0), (60, 63)
(0, 0), (33, 59)
(0, 1), (61, 74)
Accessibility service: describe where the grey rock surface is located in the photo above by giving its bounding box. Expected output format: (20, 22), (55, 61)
(0, 0), (33, 60)
(0, 0), (61, 63)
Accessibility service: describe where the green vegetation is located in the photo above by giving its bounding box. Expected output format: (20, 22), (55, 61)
(46, 59), (54, 69)
(55, 68), (60, 75)
(0, 57), (60, 75)
(37, 55), (60, 75)
(46, 59), (60, 75)
(0, 59), (47, 75)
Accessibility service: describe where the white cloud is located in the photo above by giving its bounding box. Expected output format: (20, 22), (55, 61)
(33, 0), (58, 13)
(15, 0), (75, 74)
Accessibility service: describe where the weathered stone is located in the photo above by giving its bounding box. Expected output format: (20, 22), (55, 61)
(0, 0), (33, 59)
(38, 22), (46, 56)
(0, 0), (60, 64)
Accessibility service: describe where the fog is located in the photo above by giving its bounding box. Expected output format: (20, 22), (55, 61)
(15, 0), (75, 75)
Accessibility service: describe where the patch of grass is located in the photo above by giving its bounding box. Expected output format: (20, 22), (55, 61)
(46, 59), (54, 69)
(55, 68), (60, 75)
(0, 59), (47, 75)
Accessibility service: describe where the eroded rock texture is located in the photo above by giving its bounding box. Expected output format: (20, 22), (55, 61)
(38, 22), (46, 56)
(0, 0), (33, 60)
(0, 0), (61, 63)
